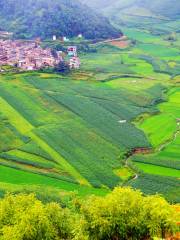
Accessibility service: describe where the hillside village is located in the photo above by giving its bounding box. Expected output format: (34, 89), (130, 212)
(0, 38), (81, 71)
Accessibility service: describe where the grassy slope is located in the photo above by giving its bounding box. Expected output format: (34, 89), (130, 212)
(0, 96), (89, 186)
(0, 165), (108, 197)
(135, 162), (180, 178)
(0, 66), (153, 190)
(139, 88), (179, 148)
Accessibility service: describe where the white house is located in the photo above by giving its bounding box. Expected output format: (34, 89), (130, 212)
(78, 34), (83, 38)
(52, 35), (57, 41)
(63, 36), (69, 42)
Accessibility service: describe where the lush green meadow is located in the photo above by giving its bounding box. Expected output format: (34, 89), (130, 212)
(0, 70), (152, 190)
(134, 163), (180, 178)
(0, 21), (179, 200)
(122, 23), (180, 202)
(0, 165), (108, 197)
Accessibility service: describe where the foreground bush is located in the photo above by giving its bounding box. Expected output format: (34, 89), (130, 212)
(79, 188), (179, 240)
(0, 187), (179, 240)
(0, 194), (73, 240)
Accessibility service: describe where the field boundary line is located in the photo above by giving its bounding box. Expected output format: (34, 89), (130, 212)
(0, 97), (90, 186)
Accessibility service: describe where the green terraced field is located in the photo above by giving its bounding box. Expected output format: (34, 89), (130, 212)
(0, 70), (154, 189)
(0, 24), (179, 201)
(135, 162), (180, 178)
(139, 88), (179, 147)
(0, 165), (108, 197)
(126, 29), (180, 201)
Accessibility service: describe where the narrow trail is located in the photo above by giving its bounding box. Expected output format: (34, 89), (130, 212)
(125, 122), (179, 183)
(124, 153), (139, 181)
(133, 174), (138, 180)
(90, 36), (128, 46)
(158, 124), (179, 152)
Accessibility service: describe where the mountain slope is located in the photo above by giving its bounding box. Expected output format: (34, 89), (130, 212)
(0, 0), (121, 39)
(82, 0), (180, 19)
(137, 0), (180, 18)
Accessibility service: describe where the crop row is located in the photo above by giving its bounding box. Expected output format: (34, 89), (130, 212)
(35, 121), (122, 188)
(128, 173), (180, 203)
(49, 92), (150, 149)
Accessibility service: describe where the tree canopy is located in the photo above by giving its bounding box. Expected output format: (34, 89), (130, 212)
(0, 0), (121, 40)
(0, 187), (179, 240)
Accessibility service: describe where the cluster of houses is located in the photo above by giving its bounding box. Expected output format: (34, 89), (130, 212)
(0, 38), (81, 71)
(0, 39), (64, 70)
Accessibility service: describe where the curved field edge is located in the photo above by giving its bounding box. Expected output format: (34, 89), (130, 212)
(137, 87), (180, 148)
(128, 86), (180, 196)
(0, 165), (108, 197)
(0, 96), (90, 186)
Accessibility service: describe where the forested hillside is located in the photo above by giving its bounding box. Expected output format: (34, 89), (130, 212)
(0, 0), (121, 39)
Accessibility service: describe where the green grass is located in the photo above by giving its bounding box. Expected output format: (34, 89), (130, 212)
(135, 162), (180, 178)
(50, 92), (149, 149)
(140, 113), (177, 147)
(0, 95), (90, 186)
(114, 167), (134, 181)
(0, 113), (27, 152)
(123, 29), (162, 43)
(128, 173), (180, 203)
(135, 43), (179, 58)
(158, 135), (180, 160)
(130, 132), (180, 172)
(0, 150), (55, 169)
(139, 88), (179, 147)
(0, 165), (108, 196)
(0, 69), (153, 189)
(35, 121), (122, 188)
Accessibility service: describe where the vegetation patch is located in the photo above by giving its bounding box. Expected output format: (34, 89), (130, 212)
(135, 162), (180, 178)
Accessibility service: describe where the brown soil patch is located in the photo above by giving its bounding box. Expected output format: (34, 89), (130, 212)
(109, 40), (129, 49)
(133, 148), (152, 154)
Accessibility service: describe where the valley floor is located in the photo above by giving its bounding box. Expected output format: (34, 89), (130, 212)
(0, 22), (179, 202)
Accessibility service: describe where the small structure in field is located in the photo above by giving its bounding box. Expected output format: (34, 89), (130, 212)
(69, 56), (80, 69)
(78, 34), (83, 38)
(118, 120), (127, 124)
(63, 36), (69, 42)
(52, 35), (57, 41)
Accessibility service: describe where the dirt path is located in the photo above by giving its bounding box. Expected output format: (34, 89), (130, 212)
(90, 36), (128, 46)
(158, 123), (179, 152)
(133, 174), (138, 180)
(124, 154), (139, 180)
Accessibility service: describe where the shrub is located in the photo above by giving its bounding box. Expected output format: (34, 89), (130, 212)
(79, 187), (179, 240)
(0, 194), (73, 240)
(0, 186), (179, 240)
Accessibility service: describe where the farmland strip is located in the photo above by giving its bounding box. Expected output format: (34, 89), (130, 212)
(0, 97), (90, 186)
